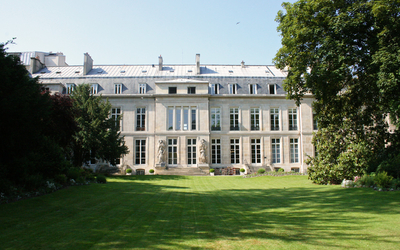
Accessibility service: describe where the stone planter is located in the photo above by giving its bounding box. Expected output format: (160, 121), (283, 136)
(210, 172), (215, 176)
(240, 172), (245, 176)
(126, 173), (132, 175)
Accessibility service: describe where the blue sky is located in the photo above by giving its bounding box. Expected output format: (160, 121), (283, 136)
(1, 0), (295, 66)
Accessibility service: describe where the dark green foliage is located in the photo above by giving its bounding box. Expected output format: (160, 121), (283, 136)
(240, 168), (245, 173)
(374, 172), (393, 189)
(274, 0), (400, 183)
(54, 174), (68, 185)
(70, 84), (128, 167)
(257, 168), (266, 174)
(209, 168), (215, 173)
(149, 169), (154, 173)
(96, 174), (107, 183)
(126, 168), (132, 173)
(67, 167), (82, 180)
(357, 175), (375, 187)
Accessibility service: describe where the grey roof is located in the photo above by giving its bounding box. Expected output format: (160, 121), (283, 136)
(33, 64), (287, 79)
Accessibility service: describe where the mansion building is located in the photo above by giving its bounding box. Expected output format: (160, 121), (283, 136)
(19, 51), (316, 175)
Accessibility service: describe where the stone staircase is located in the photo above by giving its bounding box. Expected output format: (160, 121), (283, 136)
(155, 167), (208, 176)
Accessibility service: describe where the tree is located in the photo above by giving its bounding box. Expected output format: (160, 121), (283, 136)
(70, 84), (128, 167)
(0, 40), (68, 193)
(274, 0), (400, 183)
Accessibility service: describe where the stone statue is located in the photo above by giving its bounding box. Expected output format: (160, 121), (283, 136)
(199, 139), (207, 164)
(157, 140), (166, 164)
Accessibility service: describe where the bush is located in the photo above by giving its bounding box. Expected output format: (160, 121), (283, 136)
(278, 168), (285, 173)
(149, 169), (154, 174)
(54, 174), (67, 185)
(86, 174), (96, 182)
(96, 174), (107, 183)
(209, 168), (215, 173)
(240, 168), (245, 173)
(257, 168), (266, 174)
(76, 176), (85, 184)
(374, 171), (393, 189)
(67, 167), (82, 180)
(391, 179), (400, 189)
(358, 175), (375, 187)
(126, 168), (132, 173)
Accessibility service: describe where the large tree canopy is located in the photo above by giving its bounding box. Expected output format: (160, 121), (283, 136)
(274, 0), (400, 183)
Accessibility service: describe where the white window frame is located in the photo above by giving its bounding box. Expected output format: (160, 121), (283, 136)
(66, 83), (75, 94)
(91, 83), (98, 95)
(270, 108), (280, 131)
(288, 108), (298, 131)
(187, 86), (196, 94)
(230, 107), (240, 131)
(139, 83), (147, 94)
(210, 83), (219, 95)
(168, 106), (197, 131)
(111, 107), (122, 130)
(136, 107), (146, 131)
(249, 84), (257, 94)
(187, 138), (197, 165)
(211, 138), (221, 164)
(271, 138), (281, 164)
(114, 84), (122, 94)
(251, 138), (261, 164)
(211, 107), (221, 131)
(135, 139), (146, 165)
(269, 84), (276, 94)
(230, 138), (240, 164)
(229, 84), (238, 94)
(290, 138), (299, 163)
(168, 138), (178, 166)
(250, 108), (260, 131)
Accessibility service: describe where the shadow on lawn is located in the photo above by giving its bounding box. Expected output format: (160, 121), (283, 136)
(82, 177), (400, 249)
(2, 176), (399, 249)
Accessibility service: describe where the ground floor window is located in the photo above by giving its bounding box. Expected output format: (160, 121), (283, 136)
(136, 169), (145, 175)
(271, 138), (281, 163)
(187, 138), (196, 165)
(291, 168), (300, 173)
(290, 138), (299, 163)
(251, 139), (261, 164)
(211, 139), (221, 164)
(135, 139), (146, 164)
(168, 138), (178, 165)
(231, 139), (240, 164)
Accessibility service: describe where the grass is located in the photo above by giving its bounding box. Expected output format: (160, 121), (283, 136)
(1, 175), (400, 249)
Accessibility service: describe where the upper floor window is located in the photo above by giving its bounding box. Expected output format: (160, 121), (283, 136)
(168, 87), (177, 94)
(249, 84), (257, 94)
(210, 83), (219, 95)
(91, 84), (98, 95)
(136, 108), (146, 131)
(269, 84), (276, 94)
(211, 108), (221, 131)
(288, 108), (298, 130)
(111, 108), (121, 130)
(187, 87), (196, 94)
(230, 108), (240, 130)
(229, 84), (238, 94)
(139, 83), (147, 94)
(114, 84), (122, 94)
(66, 83), (75, 94)
(168, 106), (197, 131)
(270, 108), (279, 131)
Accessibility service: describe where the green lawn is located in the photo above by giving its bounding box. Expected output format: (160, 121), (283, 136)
(1, 175), (400, 249)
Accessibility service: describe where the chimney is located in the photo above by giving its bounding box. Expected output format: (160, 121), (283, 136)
(196, 54), (200, 74)
(83, 53), (93, 75)
(159, 55), (163, 71)
(29, 57), (44, 74)
(241, 60), (245, 68)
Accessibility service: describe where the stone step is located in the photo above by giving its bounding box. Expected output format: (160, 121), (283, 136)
(155, 167), (208, 176)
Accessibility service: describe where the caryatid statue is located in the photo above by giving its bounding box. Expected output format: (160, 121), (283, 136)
(199, 139), (207, 164)
(157, 140), (166, 164)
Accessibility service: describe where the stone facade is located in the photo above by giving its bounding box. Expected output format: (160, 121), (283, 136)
(29, 53), (316, 174)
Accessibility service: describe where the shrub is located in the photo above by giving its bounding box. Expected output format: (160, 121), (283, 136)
(67, 167), (82, 180)
(76, 176), (85, 184)
(149, 169), (154, 174)
(86, 174), (96, 182)
(240, 168), (245, 173)
(24, 174), (44, 190)
(96, 174), (107, 184)
(54, 174), (67, 185)
(257, 168), (266, 174)
(126, 168), (132, 173)
(391, 179), (400, 189)
(358, 175), (375, 187)
(374, 171), (393, 189)
(278, 168), (285, 173)
(209, 168), (215, 173)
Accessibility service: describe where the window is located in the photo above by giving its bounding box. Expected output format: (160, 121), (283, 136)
(111, 108), (121, 129)
(135, 140), (146, 164)
(230, 139), (240, 164)
(66, 83), (75, 94)
(288, 108), (298, 130)
(168, 87), (177, 94)
(313, 112), (318, 130)
(91, 84), (98, 95)
(139, 83), (146, 94)
(168, 139), (178, 165)
(114, 84), (122, 94)
(230, 108), (239, 130)
(290, 138), (299, 163)
(136, 169), (145, 175)
(187, 138), (197, 165)
(211, 108), (221, 131)
(269, 84), (276, 94)
(168, 106), (197, 131)
(251, 108), (260, 131)
(210, 83), (219, 94)
(291, 168), (300, 173)
(251, 139), (261, 164)
(211, 139), (221, 164)
(270, 108), (279, 131)
(136, 108), (146, 131)
(249, 84), (257, 94)
(229, 84), (237, 94)
(271, 138), (281, 163)
(187, 87), (196, 94)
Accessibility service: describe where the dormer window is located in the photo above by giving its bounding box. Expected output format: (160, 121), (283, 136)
(249, 84), (257, 94)
(229, 84), (238, 94)
(91, 84), (99, 95)
(269, 84), (276, 94)
(66, 83), (75, 94)
(139, 83), (147, 94)
(114, 84), (122, 94)
(210, 83), (219, 95)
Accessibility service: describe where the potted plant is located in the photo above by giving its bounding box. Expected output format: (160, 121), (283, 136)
(126, 168), (132, 175)
(209, 168), (215, 176)
(240, 168), (246, 175)
(149, 169), (155, 175)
